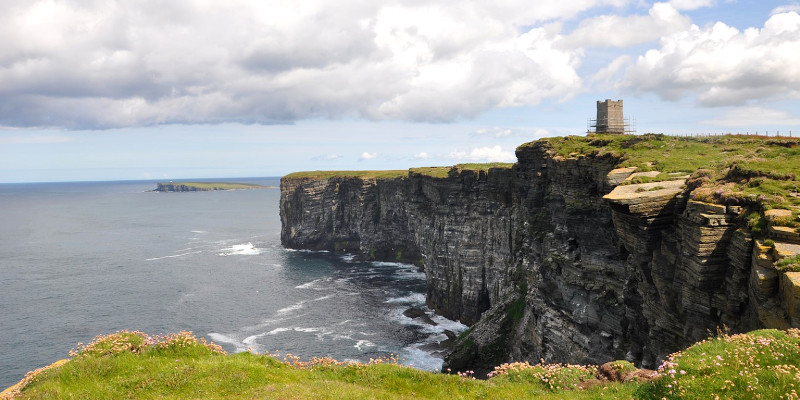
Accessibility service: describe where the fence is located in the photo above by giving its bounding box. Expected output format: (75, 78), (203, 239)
(668, 131), (794, 137)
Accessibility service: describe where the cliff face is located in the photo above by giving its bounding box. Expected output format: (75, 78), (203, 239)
(280, 140), (800, 373)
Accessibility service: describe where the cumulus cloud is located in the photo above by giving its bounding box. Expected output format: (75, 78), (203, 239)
(449, 145), (516, 162)
(561, 3), (691, 48)
(359, 152), (378, 161)
(414, 152), (429, 159)
(772, 4), (800, 15)
(621, 11), (800, 106)
(668, 0), (715, 11)
(0, 0), (622, 129)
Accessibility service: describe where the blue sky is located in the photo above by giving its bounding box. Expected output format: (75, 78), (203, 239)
(1, 0), (799, 183)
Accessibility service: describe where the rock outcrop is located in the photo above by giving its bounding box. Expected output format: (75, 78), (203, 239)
(280, 139), (800, 375)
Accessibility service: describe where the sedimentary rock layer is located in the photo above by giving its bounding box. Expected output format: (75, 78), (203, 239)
(280, 140), (798, 374)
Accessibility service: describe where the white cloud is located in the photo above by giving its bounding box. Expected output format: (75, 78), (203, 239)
(592, 55), (632, 84)
(414, 152), (429, 159)
(449, 145), (516, 162)
(668, 0), (715, 11)
(0, 0), (619, 129)
(561, 3), (691, 48)
(701, 107), (800, 127)
(621, 11), (800, 105)
(772, 4), (800, 15)
(475, 127), (514, 138)
(359, 152), (378, 161)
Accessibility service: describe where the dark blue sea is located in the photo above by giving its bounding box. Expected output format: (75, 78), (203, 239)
(0, 178), (465, 388)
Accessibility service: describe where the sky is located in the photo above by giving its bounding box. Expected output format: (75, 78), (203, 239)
(1, 0), (800, 183)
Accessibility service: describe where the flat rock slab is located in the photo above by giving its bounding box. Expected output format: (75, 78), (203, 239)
(603, 179), (686, 204)
(776, 242), (800, 257)
(606, 167), (637, 186)
(766, 209), (793, 221)
(625, 171), (661, 181)
(770, 226), (800, 244)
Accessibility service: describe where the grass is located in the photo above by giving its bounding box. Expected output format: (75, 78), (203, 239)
(282, 170), (410, 180)
(777, 254), (800, 272)
(285, 163), (514, 181)
(636, 328), (800, 399)
(7, 329), (800, 400)
(410, 163), (513, 178)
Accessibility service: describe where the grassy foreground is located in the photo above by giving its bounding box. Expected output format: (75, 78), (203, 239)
(4, 329), (800, 399)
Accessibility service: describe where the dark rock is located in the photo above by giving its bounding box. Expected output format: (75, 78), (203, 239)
(280, 139), (792, 374)
(403, 307), (426, 319)
(403, 307), (437, 326)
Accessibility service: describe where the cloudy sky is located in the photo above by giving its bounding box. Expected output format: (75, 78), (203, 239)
(1, 0), (799, 182)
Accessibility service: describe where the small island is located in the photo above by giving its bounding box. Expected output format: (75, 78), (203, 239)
(153, 182), (273, 192)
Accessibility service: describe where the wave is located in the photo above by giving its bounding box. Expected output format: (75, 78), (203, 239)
(145, 250), (202, 261)
(277, 303), (305, 314)
(402, 343), (446, 372)
(207, 333), (247, 352)
(385, 292), (426, 305)
(295, 279), (324, 289)
(218, 242), (261, 256)
(354, 340), (376, 350)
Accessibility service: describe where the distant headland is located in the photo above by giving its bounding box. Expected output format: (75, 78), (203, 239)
(153, 182), (275, 192)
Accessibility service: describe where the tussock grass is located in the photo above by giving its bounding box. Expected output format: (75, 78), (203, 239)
(8, 329), (800, 400)
(636, 328), (800, 400)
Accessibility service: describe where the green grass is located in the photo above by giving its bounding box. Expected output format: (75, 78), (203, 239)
(636, 328), (800, 400)
(408, 163), (513, 178)
(8, 329), (800, 400)
(282, 170), (410, 180)
(6, 331), (634, 400)
(777, 254), (800, 272)
(285, 163), (514, 181)
(409, 166), (452, 178)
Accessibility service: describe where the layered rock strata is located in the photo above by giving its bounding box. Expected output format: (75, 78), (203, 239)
(280, 140), (800, 374)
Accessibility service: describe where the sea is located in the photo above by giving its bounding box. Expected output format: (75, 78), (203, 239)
(0, 178), (466, 389)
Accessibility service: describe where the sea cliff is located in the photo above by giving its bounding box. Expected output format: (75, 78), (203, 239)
(280, 134), (800, 374)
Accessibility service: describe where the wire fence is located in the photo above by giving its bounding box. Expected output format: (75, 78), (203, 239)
(668, 131), (795, 138)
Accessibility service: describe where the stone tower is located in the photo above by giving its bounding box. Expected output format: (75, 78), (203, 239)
(595, 99), (624, 134)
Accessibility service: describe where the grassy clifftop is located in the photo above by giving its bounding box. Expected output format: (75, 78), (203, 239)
(283, 163), (514, 181)
(4, 329), (800, 399)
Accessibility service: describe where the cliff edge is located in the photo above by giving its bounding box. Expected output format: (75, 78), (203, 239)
(280, 134), (800, 375)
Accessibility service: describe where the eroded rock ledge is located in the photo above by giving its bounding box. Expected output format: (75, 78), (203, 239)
(280, 139), (800, 375)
